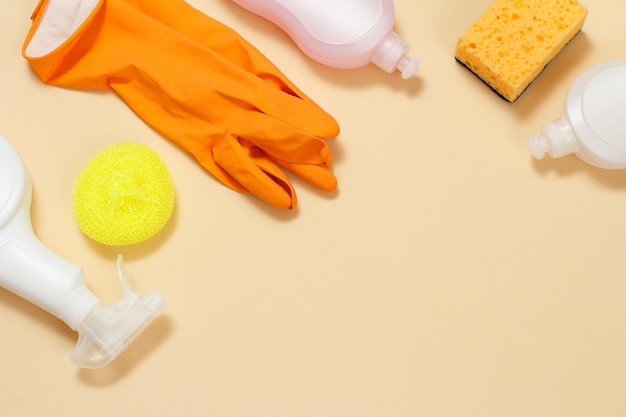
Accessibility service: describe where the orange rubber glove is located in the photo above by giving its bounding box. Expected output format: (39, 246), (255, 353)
(22, 0), (339, 209)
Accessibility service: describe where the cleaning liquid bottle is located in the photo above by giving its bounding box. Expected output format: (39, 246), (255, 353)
(529, 59), (626, 168)
(0, 133), (165, 369)
(231, 0), (420, 79)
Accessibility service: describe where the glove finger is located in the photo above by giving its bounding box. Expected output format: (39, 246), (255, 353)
(253, 85), (340, 139)
(241, 141), (301, 208)
(274, 159), (337, 192)
(192, 146), (250, 194)
(213, 134), (296, 209)
(236, 111), (334, 166)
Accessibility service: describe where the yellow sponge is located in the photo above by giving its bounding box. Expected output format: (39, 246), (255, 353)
(455, 0), (587, 102)
(72, 142), (175, 246)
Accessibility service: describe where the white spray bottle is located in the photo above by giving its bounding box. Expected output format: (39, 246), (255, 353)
(231, 0), (420, 79)
(529, 59), (626, 168)
(0, 133), (165, 368)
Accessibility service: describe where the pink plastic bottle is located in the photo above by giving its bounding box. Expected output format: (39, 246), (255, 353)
(231, 0), (420, 79)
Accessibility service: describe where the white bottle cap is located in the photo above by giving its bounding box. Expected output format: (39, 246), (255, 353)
(371, 32), (420, 79)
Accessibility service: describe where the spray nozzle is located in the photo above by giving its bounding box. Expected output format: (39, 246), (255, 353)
(71, 255), (166, 369)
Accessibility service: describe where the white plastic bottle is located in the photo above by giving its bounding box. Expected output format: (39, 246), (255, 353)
(231, 0), (420, 79)
(0, 134), (165, 368)
(529, 59), (626, 168)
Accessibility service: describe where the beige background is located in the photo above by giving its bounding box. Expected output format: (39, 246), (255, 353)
(2, 0), (626, 416)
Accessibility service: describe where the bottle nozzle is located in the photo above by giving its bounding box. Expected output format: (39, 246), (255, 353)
(70, 255), (165, 369)
(397, 55), (420, 79)
(528, 116), (579, 160)
(528, 135), (551, 159)
(371, 32), (419, 79)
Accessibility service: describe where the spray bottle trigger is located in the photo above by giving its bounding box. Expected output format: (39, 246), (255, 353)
(70, 256), (166, 369)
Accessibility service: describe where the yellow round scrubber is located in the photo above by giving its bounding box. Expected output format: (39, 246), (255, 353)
(72, 142), (175, 246)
